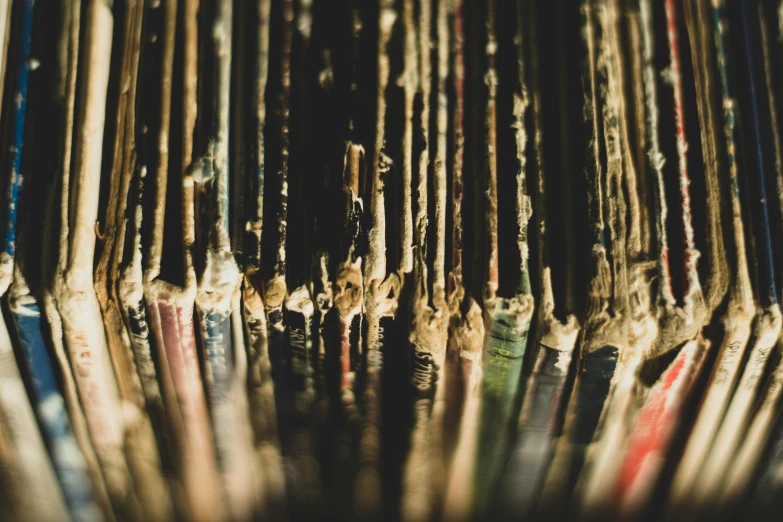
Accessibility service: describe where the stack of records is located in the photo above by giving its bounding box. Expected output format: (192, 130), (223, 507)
(3, 0), (783, 520)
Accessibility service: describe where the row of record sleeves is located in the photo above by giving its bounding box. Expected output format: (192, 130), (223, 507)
(3, 0), (783, 520)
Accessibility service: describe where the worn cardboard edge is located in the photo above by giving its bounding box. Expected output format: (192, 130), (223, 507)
(721, 333), (783, 503)
(667, 304), (754, 507)
(399, 0), (417, 275)
(143, 0), (178, 280)
(690, 305), (782, 504)
(40, 1), (117, 519)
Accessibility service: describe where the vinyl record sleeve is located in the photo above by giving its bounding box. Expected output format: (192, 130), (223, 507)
(0, 20), (74, 513)
(48, 2), (139, 516)
(93, 1), (174, 518)
(137, 1), (226, 519)
(497, 1), (580, 515)
(192, 1), (260, 518)
(0, 313), (69, 521)
(685, 1), (782, 508)
(541, 1), (630, 508)
(240, 0), (286, 513)
(668, 0), (756, 511)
